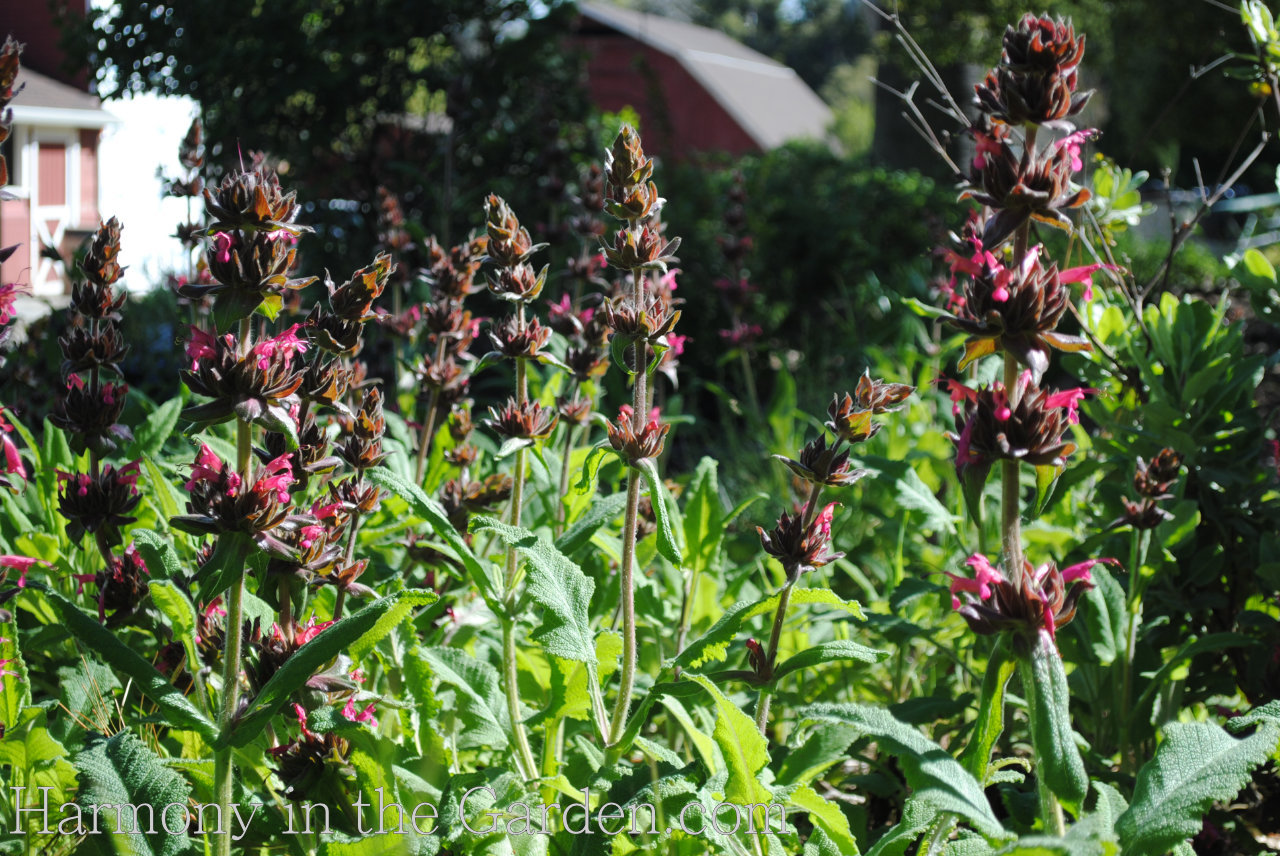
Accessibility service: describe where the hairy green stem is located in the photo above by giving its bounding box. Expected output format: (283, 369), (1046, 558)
(1000, 354), (1023, 585)
(213, 324), (253, 856)
(753, 481), (824, 733)
(608, 473), (643, 742)
(555, 419), (577, 534)
(500, 317), (539, 778)
(1118, 527), (1151, 771)
(413, 336), (450, 484)
(608, 265), (648, 744)
(753, 581), (794, 733)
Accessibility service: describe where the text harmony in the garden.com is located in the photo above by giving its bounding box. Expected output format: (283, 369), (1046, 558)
(9, 786), (791, 840)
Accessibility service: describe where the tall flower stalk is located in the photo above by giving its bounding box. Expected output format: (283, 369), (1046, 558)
(939, 15), (1116, 835)
(752, 375), (911, 733)
(598, 127), (680, 744)
(175, 166), (314, 856)
(479, 194), (554, 780)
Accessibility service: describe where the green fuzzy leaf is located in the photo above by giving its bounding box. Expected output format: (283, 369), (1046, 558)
(495, 436), (534, 460)
(256, 292), (284, 320)
(74, 730), (193, 856)
(1227, 699), (1280, 732)
(418, 646), (509, 750)
(1018, 636), (1088, 815)
(1131, 633), (1252, 729)
(796, 702), (1006, 840)
(147, 580), (200, 684)
(127, 397), (183, 460)
(211, 288), (263, 334)
(222, 589), (437, 747)
(192, 532), (253, 600)
(1032, 462), (1064, 517)
(1116, 719), (1280, 856)
(893, 467), (958, 534)
(555, 491), (629, 556)
(0, 617), (30, 722)
(958, 459), (991, 530)
(366, 467), (501, 608)
(959, 636), (1015, 783)
(470, 517), (597, 665)
(0, 707), (76, 806)
(637, 457), (683, 565)
(772, 640), (888, 682)
(1081, 564), (1126, 666)
(41, 588), (216, 740)
(570, 444), (610, 500)
(674, 588), (863, 673)
(685, 673), (773, 806)
(131, 530), (184, 581)
(901, 296), (952, 319)
(1243, 247), (1277, 282)
(776, 723), (860, 788)
(789, 784), (858, 855)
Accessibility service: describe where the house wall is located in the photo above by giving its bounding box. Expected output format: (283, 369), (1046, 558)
(574, 33), (759, 159)
(0, 124), (101, 295)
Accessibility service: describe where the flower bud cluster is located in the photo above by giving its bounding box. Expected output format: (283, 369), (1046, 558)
(763, 374), (913, 585)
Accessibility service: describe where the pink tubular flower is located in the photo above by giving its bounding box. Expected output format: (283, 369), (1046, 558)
(299, 523), (325, 550)
(0, 281), (30, 326)
(1059, 262), (1118, 301)
(253, 453), (295, 503)
(251, 324), (307, 371)
(945, 553), (1006, 610)
(341, 697), (377, 725)
(1052, 129), (1099, 173)
(667, 333), (687, 358)
(213, 231), (235, 263)
(1059, 556), (1119, 585)
(1, 555), (47, 588)
(294, 616), (334, 646)
(937, 377), (978, 416)
(185, 443), (242, 496)
(659, 267), (680, 292)
(185, 326), (221, 371)
(1045, 386), (1096, 425)
(1, 407), (26, 480)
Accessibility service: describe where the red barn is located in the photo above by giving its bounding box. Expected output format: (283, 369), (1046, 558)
(571, 2), (834, 159)
(1, 2), (113, 298)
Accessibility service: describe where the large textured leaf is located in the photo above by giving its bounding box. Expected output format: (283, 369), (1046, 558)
(42, 589), (215, 741)
(74, 730), (194, 856)
(223, 589), (436, 747)
(131, 530), (185, 581)
(796, 703), (1006, 840)
(789, 785), (858, 854)
(147, 580), (200, 686)
(471, 517), (597, 666)
(366, 467), (501, 606)
(892, 466), (958, 534)
(127, 397), (183, 460)
(685, 674), (772, 806)
(1018, 635), (1087, 815)
(418, 646), (508, 750)
(1116, 719), (1280, 856)
(0, 707), (77, 806)
(554, 491), (629, 556)
(674, 588), (863, 673)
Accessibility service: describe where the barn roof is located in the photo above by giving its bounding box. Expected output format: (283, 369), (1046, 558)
(9, 68), (115, 129)
(577, 2), (833, 150)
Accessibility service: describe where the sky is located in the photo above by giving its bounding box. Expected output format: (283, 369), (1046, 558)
(96, 91), (198, 292)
